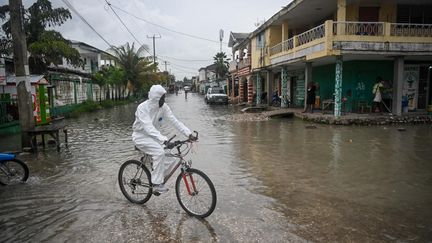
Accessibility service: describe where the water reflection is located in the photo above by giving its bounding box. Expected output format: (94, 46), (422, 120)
(232, 120), (432, 242)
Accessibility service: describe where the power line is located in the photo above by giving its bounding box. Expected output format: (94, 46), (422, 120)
(62, 0), (113, 48)
(104, 0), (143, 46)
(64, 0), (200, 76)
(109, 4), (228, 45)
(158, 55), (213, 62)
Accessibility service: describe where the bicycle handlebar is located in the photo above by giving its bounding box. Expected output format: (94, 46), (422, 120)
(164, 131), (198, 151)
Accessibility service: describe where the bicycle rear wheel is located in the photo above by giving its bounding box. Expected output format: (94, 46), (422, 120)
(0, 159), (29, 185)
(118, 160), (152, 204)
(175, 168), (216, 218)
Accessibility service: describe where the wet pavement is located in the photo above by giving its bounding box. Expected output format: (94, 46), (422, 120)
(1, 93), (432, 242)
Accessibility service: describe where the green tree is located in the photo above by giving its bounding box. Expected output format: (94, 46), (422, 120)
(92, 65), (126, 100)
(213, 52), (229, 79)
(0, 0), (81, 73)
(110, 42), (156, 97)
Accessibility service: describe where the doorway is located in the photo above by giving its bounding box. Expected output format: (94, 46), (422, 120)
(359, 7), (380, 22)
(242, 78), (248, 102)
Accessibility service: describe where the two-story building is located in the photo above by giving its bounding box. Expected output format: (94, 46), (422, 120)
(48, 40), (118, 108)
(247, 0), (432, 117)
(228, 32), (253, 104)
(198, 64), (218, 94)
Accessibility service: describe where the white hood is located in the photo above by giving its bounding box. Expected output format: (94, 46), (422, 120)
(148, 85), (166, 101)
(132, 84), (191, 144)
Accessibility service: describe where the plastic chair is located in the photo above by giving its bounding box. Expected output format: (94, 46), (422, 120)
(357, 100), (371, 113)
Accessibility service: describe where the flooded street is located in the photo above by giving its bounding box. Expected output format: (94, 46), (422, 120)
(1, 93), (432, 242)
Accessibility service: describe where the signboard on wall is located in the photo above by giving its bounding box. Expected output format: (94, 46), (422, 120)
(403, 65), (419, 111)
(0, 58), (5, 85)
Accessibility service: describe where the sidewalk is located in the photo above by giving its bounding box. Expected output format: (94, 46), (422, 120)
(260, 107), (432, 125)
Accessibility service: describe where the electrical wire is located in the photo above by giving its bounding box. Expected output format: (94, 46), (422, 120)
(65, 0), (207, 76)
(109, 3), (228, 45)
(62, 0), (113, 48)
(104, 0), (142, 46)
(158, 55), (213, 62)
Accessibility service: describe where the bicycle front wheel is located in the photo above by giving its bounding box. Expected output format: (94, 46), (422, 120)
(175, 168), (216, 218)
(118, 160), (152, 204)
(0, 159), (29, 185)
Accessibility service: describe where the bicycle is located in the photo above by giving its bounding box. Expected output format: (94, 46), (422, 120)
(118, 131), (217, 218)
(0, 153), (29, 185)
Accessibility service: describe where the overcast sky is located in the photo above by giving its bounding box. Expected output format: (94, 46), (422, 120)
(4, 0), (289, 79)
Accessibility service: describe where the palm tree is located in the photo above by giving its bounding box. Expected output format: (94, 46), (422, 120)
(213, 52), (230, 79)
(110, 42), (156, 97)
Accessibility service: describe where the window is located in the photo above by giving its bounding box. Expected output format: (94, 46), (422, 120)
(397, 5), (432, 24)
(211, 88), (224, 94)
(256, 32), (265, 50)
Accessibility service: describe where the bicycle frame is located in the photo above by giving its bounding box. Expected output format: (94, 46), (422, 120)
(139, 140), (198, 195)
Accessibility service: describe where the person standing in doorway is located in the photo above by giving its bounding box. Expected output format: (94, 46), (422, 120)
(372, 76), (384, 113)
(303, 82), (316, 113)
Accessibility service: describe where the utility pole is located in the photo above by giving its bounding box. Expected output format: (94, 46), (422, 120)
(10, 0), (35, 150)
(164, 61), (170, 72)
(147, 34), (161, 65)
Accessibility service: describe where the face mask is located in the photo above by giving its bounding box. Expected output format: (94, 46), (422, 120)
(159, 94), (165, 107)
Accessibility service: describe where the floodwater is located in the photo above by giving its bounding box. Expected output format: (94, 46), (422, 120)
(1, 93), (432, 242)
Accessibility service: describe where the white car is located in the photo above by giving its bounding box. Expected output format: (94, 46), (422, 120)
(205, 87), (228, 104)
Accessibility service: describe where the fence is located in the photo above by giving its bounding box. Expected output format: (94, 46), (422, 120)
(0, 98), (18, 126)
(333, 21), (384, 36)
(390, 23), (432, 37)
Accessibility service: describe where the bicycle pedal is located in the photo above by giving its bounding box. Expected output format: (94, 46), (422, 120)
(153, 191), (161, 196)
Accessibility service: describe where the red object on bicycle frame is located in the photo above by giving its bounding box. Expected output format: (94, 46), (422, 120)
(182, 173), (197, 195)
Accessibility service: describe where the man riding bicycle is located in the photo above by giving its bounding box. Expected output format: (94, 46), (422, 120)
(132, 84), (196, 194)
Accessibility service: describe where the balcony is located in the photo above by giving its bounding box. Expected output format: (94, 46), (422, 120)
(238, 58), (251, 70)
(228, 58), (251, 73)
(228, 60), (237, 73)
(269, 20), (432, 65)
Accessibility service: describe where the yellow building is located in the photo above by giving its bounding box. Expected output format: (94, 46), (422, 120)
(246, 0), (432, 116)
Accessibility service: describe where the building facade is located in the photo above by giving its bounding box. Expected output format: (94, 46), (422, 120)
(246, 0), (432, 116)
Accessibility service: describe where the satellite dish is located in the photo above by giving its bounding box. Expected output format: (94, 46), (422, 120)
(219, 29), (224, 41)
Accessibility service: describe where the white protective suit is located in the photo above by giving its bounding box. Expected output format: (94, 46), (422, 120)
(132, 85), (191, 184)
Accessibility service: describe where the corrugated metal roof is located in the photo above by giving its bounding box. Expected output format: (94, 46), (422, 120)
(228, 32), (250, 47)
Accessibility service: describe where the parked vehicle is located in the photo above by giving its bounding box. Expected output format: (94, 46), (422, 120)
(0, 153), (29, 185)
(205, 87), (228, 104)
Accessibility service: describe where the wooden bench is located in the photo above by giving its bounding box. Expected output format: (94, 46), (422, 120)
(27, 122), (68, 152)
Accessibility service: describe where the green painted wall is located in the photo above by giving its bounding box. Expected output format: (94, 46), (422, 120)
(313, 60), (394, 112)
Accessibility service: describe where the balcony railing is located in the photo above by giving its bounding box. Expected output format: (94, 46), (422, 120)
(270, 38), (294, 56)
(269, 20), (432, 58)
(228, 60), (237, 72)
(238, 58), (251, 70)
(333, 21), (384, 36)
(229, 58), (251, 72)
(390, 23), (432, 37)
(296, 24), (325, 45)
